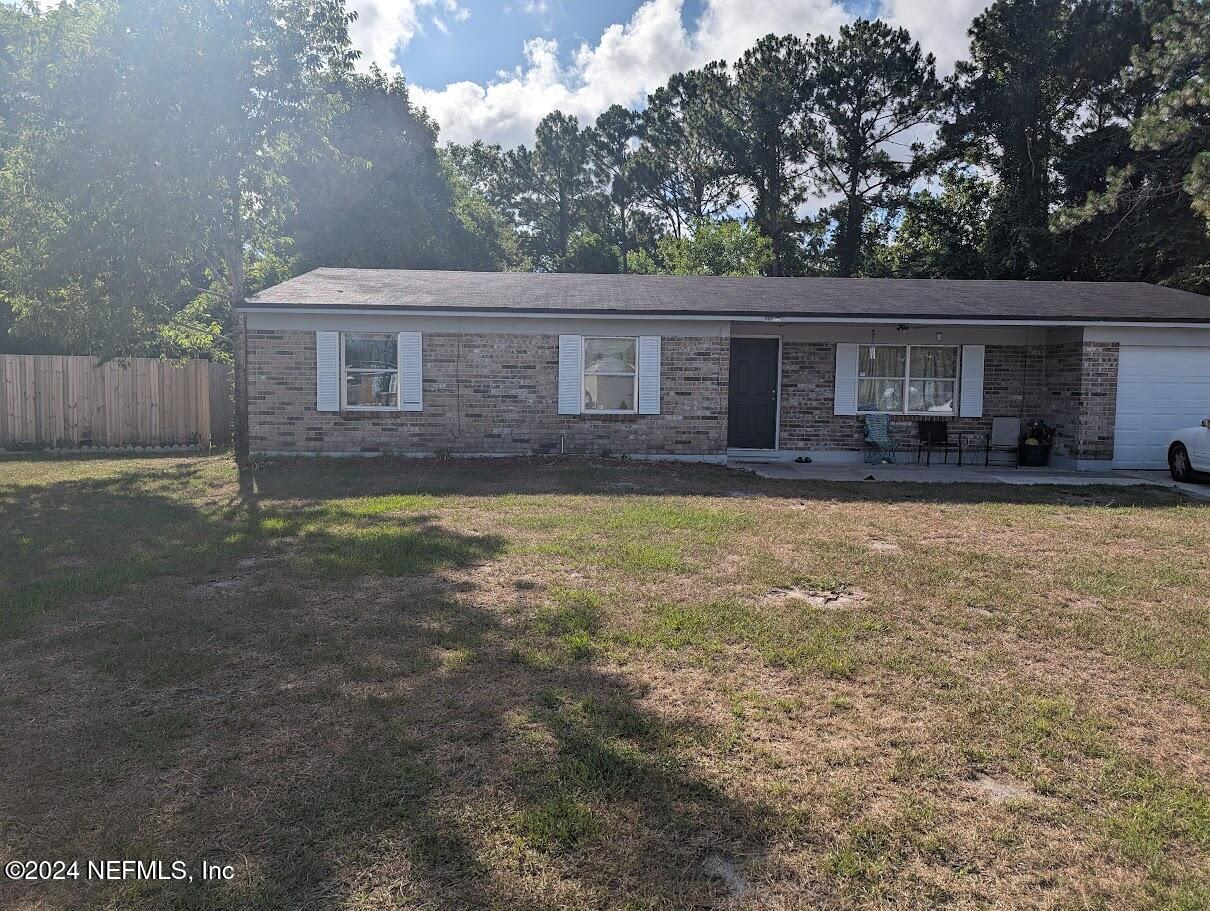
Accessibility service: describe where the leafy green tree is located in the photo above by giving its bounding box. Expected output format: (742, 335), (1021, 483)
(440, 156), (529, 273)
(442, 139), (528, 268)
(1055, 1), (1210, 292)
(634, 69), (738, 238)
(0, 0), (178, 354)
(944, 0), (1088, 277)
(633, 220), (773, 276)
(1122, 0), (1208, 225)
(0, 0), (356, 355)
(505, 111), (600, 270)
(704, 35), (816, 276)
(444, 140), (513, 211)
(284, 68), (510, 273)
(884, 169), (994, 278)
(556, 231), (621, 274)
(807, 19), (942, 277)
(588, 105), (642, 273)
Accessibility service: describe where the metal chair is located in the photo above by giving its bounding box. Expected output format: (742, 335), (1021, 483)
(916, 420), (961, 466)
(978, 416), (1021, 467)
(863, 413), (899, 464)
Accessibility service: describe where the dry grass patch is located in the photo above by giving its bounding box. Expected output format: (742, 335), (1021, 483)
(0, 454), (1206, 910)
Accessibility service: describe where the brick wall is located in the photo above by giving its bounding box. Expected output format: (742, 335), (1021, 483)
(1041, 341), (1084, 458)
(247, 329), (1118, 461)
(1078, 342), (1119, 461)
(1040, 340), (1119, 461)
(778, 342), (1046, 452)
(246, 329), (729, 456)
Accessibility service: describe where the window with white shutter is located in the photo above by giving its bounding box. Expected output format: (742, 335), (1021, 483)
(334, 331), (423, 411)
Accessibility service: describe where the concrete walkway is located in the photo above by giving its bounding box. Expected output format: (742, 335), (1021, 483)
(729, 459), (1210, 500)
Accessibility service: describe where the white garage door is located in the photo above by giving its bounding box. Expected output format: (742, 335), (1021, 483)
(1113, 345), (1210, 468)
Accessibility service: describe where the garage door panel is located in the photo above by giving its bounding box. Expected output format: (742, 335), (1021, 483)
(1113, 346), (1210, 469)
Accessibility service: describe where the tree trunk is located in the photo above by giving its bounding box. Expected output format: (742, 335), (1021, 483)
(619, 195), (629, 273)
(766, 155), (783, 277)
(837, 188), (864, 278)
(233, 310), (250, 467)
(228, 172), (250, 466)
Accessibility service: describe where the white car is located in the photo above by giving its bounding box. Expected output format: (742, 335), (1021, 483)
(1168, 419), (1210, 482)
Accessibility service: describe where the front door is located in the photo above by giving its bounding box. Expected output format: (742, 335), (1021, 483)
(728, 338), (779, 449)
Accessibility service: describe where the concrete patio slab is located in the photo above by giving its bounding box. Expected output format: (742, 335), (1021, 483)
(728, 459), (1210, 500)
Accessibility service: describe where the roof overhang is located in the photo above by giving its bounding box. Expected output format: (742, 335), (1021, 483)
(236, 302), (1210, 329)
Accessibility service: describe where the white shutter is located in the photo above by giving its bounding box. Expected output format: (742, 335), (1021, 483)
(316, 331), (340, 412)
(558, 335), (583, 415)
(638, 336), (661, 415)
(834, 343), (859, 416)
(398, 331), (422, 411)
(959, 345), (985, 418)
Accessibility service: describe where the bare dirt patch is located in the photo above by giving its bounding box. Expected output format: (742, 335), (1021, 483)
(866, 539), (902, 554)
(965, 773), (1038, 802)
(764, 584), (868, 608)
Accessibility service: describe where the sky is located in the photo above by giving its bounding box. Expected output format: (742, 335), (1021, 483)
(349, 0), (996, 147)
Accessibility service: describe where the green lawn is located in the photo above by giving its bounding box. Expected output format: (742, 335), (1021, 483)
(0, 454), (1206, 910)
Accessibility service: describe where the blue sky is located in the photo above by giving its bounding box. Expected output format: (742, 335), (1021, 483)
(387, 1), (890, 90)
(396, 1), (696, 88)
(345, 0), (990, 147)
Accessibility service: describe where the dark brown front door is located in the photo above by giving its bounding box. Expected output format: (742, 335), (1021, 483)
(728, 338), (779, 449)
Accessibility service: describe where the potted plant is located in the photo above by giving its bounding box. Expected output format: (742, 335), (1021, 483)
(1018, 419), (1054, 467)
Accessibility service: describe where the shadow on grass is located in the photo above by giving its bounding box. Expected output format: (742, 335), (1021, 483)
(0, 462), (509, 636)
(245, 454), (1196, 509)
(0, 461), (778, 909)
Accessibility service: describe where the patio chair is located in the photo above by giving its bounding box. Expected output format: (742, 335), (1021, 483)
(974, 416), (1021, 467)
(863, 413), (899, 464)
(915, 420), (961, 466)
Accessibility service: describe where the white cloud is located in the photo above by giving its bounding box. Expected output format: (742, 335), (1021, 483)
(693, 0), (851, 66)
(348, 0), (470, 72)
(407, 0), (990, 146)
(879, 0), (986, 74)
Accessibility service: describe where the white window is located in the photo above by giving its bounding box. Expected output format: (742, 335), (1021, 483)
(583, 337), (638, 413)
(343, 333), (398, 409)
(858, 345), (958, 415)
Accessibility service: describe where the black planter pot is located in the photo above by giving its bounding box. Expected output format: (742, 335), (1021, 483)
(1018, 443), (1051, 467)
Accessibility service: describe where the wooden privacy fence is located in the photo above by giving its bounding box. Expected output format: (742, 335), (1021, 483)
(0, 355), (233, 450)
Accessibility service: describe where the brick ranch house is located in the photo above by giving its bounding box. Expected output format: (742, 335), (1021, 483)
(235, 269), (1210, 470)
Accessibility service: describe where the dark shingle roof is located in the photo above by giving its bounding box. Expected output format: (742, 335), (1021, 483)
(241, 268), (1210, 323)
